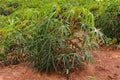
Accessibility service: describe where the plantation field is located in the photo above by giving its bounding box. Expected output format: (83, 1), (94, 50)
(0, 49), (120, 80)
(0, 0), (120, 80)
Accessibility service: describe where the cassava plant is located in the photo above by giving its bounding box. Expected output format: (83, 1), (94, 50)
(0, 0), (50, 64)
(0, 0), (103, 79)
(25, 3), (103, 78)
(95, 0), (120, 43)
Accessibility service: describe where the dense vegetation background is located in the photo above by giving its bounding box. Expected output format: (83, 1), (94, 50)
(0, 0), (120, 79)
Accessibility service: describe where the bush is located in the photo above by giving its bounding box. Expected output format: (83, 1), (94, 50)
(25, 3), (102, 76)
(0, 0), (50, 64)
(95, 1), (120, 43)
(0, 0), (103, 78)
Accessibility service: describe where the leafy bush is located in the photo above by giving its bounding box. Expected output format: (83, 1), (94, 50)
(95, 1), (120, 43)
(0, 0), (51, 64)
(0, 0), (103, 78)
(25, 3), (102, 76)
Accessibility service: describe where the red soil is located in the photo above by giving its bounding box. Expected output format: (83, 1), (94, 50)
(0, 48), (120, 80)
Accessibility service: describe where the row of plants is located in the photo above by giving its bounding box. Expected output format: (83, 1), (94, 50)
(89, 0), (120, 45)
(0, 0), (52, 64)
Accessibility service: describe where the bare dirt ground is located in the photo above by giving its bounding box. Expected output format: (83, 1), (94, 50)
(0, 48), (120, 80)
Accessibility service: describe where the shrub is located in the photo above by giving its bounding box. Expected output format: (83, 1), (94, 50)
(95, 1), (120, 43)
(0, 1), (103, 79)
(0, 0), (50, 64)
(25, 3), (102, 76)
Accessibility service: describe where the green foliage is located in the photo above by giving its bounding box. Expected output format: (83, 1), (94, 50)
(0, 53), (5, 60)
(0, 0), (52, 63)
(0, 2), (120, 80)
(0, 0), (102, 64)
(25, 3), (102, 74)
(95, 0), (120, 43)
